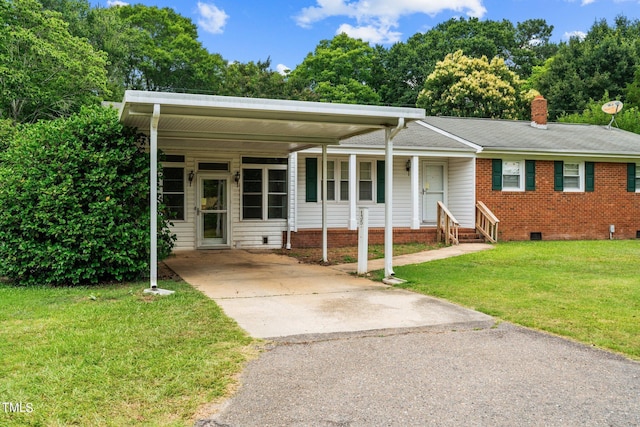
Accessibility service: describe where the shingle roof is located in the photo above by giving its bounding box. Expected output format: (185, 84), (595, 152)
(341, 116), (640, 157)
(422, 116), (640, 156)
(340, 120), (477, 152)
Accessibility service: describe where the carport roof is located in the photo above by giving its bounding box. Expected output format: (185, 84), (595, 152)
(118, 91), (425, 152)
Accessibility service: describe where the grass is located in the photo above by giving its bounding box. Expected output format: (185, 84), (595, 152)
(276, 242), (442, 264)
(384, 240), (640, 360)
(0, 280), (257, 426)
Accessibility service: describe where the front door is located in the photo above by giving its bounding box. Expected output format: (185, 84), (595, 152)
(422, 163), (446, 224)
(198, 176), (229, 247)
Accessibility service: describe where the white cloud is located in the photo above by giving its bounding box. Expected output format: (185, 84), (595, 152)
(107, 0), (129, 6)
(197, 2), (229, 35)
(563, 30), (587, 40)
(276, 64), (291, 75)
(581, 0), (595, 5)
(294, 0), (486, 44)
(337, 22), (402, 44)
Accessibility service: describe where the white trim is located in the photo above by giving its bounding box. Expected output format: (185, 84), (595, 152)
(349, 154), (357, 230)
(410, 156), (420, 229)
(501, 159), (525, 192)
(562, 161), (585, 192)
(416, 120), (483, 152)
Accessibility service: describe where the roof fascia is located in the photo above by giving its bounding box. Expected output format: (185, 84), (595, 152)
(416, 120), (483, 152)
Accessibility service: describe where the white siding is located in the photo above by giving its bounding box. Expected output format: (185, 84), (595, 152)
(159, 146), (289, 250)
(447, 157), (475, 228)
(297, 154), (414, 229)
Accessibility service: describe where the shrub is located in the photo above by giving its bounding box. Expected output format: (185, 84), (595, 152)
(0, 105), (174, 285)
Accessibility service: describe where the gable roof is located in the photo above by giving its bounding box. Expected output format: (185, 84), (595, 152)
(339, 120), (478, 153)
(422, 116), (640, 158)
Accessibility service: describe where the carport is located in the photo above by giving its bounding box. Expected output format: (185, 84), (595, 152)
(118, 91), (425, 290)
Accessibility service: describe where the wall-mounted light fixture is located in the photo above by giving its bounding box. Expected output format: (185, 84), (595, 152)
(188, 170), (194, 186)
(405, 159), (411, 175)
(234, 171), (240, 187)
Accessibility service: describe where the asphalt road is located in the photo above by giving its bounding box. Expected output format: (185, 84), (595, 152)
(198, 323), (640, 427)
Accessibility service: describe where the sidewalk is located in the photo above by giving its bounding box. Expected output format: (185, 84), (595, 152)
(331, 242), (494, 273)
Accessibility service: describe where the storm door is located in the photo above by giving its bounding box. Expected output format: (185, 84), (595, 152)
(197, 176), (229, 247)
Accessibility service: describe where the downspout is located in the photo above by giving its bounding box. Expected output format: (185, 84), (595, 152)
(149, 104), (160, 289)
(384, 118), (405, 279)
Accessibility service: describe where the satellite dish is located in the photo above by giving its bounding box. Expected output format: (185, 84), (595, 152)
(602, 100), (623, 129)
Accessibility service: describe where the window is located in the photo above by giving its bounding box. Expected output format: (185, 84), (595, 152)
(359, 162), (373, 201)
(306, 158), (350, 202)
(242, 159), (287, 220)
(268, 169), (287, 219)
(326, 161), (336, 201)
(502, 161), (522, 190)
(242, 169), (263, 219)
(554, 161), (593, 192)
(161, 166), (185, 221)
(563, 163), (581, 190)
(340, 161), (349, 201)
(492, 159), (535, 191)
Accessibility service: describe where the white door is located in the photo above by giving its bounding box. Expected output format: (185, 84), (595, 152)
(197, 176), (229, 247)
(422, 163), (446, 224)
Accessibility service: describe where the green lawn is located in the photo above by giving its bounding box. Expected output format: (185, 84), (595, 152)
(0, 280), (256, 426)
(389, 240), (640, 360)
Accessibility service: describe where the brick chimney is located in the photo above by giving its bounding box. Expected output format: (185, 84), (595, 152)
(531, 95), (548, 129)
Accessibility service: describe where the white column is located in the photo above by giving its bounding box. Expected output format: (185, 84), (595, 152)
(322, 145), (328, 263)
(411, 155), (420, 229)
(286, 152), (297, 249)
(150, 104), (160, 289)
(348, 154), (357, 230)
(384, 128), (394, 278)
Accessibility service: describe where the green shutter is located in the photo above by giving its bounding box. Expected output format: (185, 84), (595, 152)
(525, 160), (536, 191)
(554, 161), (564, 191)
(376, 160), (385, 203)
(492, 159), (502, 191)
(628, 163), (636, 192)
(305, 157), (317, 202)
(585, 162), (595, 192)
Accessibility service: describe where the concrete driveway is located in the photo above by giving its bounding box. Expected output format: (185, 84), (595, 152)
(163, 246), (493, 338)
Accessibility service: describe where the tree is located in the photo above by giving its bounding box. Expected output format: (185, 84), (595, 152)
(110, 4), (226, 95)
(416, 50), (525, 119)
(381, 17), (523, 107)
(532, 16), (640, 118)
(289, 33), (381, 104)
(0, 106), (174, 286)
(38, 0), (90, 37)
(0, 0), (109, 122)
(219, 58), (289, 99)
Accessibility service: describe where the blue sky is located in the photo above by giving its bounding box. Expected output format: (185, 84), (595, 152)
(93, 0), (640, 73)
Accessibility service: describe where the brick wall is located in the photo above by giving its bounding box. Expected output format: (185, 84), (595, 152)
(286, 228), (438, 248)
(476, 158), (640, 241)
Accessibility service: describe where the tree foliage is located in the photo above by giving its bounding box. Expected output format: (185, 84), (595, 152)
(532, 16), (640, 118)
(416, 50), (525, 119)
(289, 33), (381, 104)
(0, 106), (174, 286)
(559, 94), (640, 134)
(0, 0), (109, 123)
(379, 17), (555, 107)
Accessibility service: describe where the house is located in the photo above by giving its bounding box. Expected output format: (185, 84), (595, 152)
(117, 91), (640, 285)
(292, 95), (640, 244)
